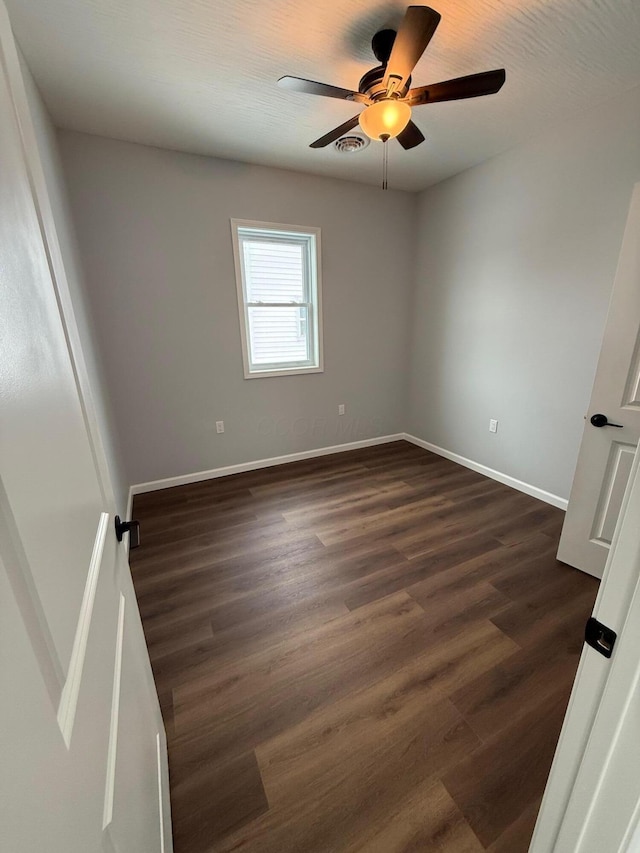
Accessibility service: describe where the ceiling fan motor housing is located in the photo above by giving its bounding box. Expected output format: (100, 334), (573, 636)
(358, 64), (411, 101)
(360, 31), (411, 101)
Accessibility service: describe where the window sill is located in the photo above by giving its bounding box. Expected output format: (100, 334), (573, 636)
(243, 365), (324, 379)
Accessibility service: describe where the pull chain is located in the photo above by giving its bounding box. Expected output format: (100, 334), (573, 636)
(381, 133), (390, 190)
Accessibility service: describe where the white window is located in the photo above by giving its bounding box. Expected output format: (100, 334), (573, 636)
(231, 220), (323, 378)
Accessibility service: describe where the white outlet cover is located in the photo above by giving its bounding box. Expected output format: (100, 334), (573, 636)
(489, 419), (498, 433)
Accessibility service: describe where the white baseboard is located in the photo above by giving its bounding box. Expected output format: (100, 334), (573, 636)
(403, 433), (568, 510)
(128, 433), (406, 498)
(127, 431), (567, 511)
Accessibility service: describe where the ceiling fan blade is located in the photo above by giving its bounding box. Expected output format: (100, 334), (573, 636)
(397, 120), (425, 150)
(309, 115), (361, 148)
(383, 6), (441, 93)
(278, 76), (367, 103)
(407, 69), (506, 106)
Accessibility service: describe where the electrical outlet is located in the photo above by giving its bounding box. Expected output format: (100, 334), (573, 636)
(216, 421), (225, 434)
(489, 419), (498, 433)
(338, 404), (345, 416)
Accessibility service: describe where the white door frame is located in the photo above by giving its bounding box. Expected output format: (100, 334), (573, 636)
(0, 2), (172, 845)
(1, 4), (113, 510)
(531, 442), (640, 851)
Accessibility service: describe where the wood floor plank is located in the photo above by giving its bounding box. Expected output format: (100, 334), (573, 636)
(247, 464), (372, 499)
(442, 690), (570, 848)
(226, 735), (478, 852)
(314, 493), (455, 548)
(408, 579), (512, 636)
(491, 575), (597, 650)
(489, 549), (579, 600)
(130, 530), (325, 585)
(342, 533), (503, 611)
(281, 481), (416, 526)
(345, 781), (485, 853)
(138, 542), (409, 620)
(485, 798), (542, 853)
(170, 750), (268, 853)
(248, 476), (406, 522)
(149, 592), (349, 689)
(144, 616), (214, 660)
(220, 707), (481, 852)
(257, 694), (473, 811)
(133, 514), (305, 563)
(255, 619), (517, 808)
(136, 507), (260, 547)
(404, 532), (557, 605)
(128, 440), (599, 853)
(488, 503), (564, 546)
(396, 490), (536, 559)
(172, 592), (428, 753)
(450, 642), (581, 743)
(382, 468), (489, 509)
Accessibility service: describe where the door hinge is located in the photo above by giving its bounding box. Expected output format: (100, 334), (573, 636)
(585, 617), (616, 658)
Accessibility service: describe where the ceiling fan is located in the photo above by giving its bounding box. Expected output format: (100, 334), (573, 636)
(278, 5), (506, 151)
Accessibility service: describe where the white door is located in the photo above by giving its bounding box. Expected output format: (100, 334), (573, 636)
(0, 5), (171, 852)
(530, 443), (640, 852)
(557, 183), (640, 578)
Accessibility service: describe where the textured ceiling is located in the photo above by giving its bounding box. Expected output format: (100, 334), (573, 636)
(6, 0), (640, 191)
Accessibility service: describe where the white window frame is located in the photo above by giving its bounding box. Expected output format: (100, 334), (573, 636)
(231, 219), (324, 379)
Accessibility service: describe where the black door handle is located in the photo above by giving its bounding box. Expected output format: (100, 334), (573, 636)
(590, 413), (624, 429)
(115, 515), (141, 548)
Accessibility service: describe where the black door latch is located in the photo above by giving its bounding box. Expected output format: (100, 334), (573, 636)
(115, 515), (141, 549)
(585, 617), (616, 658)
(590, 413), (623, 428)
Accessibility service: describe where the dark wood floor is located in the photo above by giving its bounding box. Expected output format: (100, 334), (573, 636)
(130, 440), (599, 853)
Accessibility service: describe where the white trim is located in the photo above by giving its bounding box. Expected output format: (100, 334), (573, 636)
(156, 733), (166, 853)
(129, 434), (405, 496)
(242, 365), (324, 379)
(403, 433), (568, 510)
(57, 512), (110, 747)
(102, 593), (126, 830)
(128, 433), (569, 507)
(230, 218), (324, 379)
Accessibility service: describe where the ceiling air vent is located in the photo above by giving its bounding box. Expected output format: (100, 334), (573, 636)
(334, 134), (369, 154)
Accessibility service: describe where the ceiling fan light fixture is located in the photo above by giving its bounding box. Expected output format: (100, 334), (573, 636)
(359, 98), (411, 141)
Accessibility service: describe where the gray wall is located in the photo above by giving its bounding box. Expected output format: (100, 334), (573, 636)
(407, 85), (640, 501)
(54, 86), (640, 499)
(20, 59), (129, 514)
(58, 132), (417, 487)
